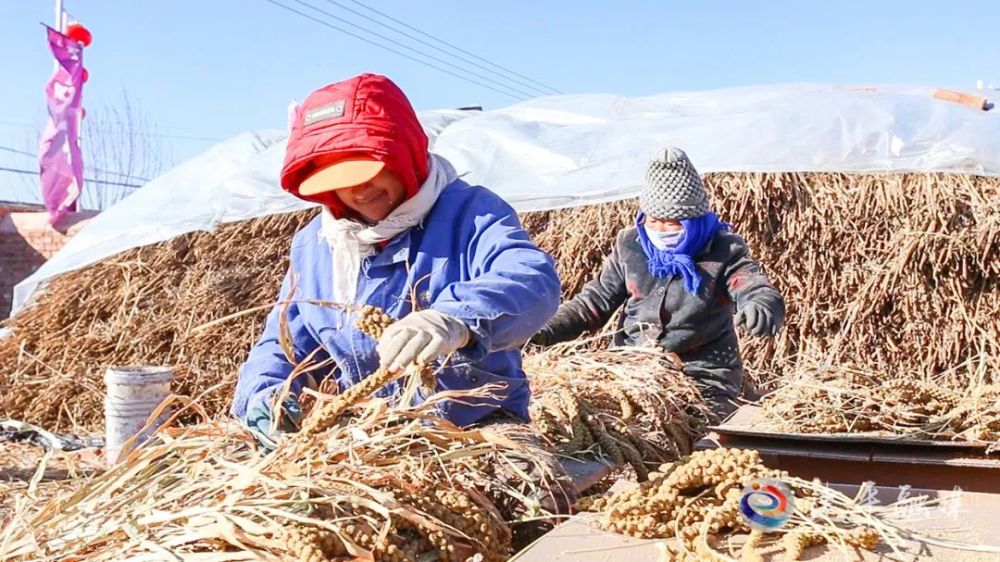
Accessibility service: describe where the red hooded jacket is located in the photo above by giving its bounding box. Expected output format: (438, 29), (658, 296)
(280, 74), (430, 218)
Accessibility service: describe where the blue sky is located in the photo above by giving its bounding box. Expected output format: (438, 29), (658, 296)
(1, 0), (998, 203)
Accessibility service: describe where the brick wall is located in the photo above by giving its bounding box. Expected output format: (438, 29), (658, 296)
(0, 209), (97, 319)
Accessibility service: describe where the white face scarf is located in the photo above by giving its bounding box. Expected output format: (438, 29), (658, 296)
(644, 225), (683, 250)
(318, 153), (458, 305)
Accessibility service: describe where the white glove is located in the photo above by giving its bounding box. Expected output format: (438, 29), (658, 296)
(376, 310), (471, 372)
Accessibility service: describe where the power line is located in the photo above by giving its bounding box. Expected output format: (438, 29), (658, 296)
(283, 0), (536, 100)
(0, 145), (39, 158)
(262, 0), (528, 101)
(0, 144), (152, 183)
(0, 120), (221, 143)
(0, 166), (143, 189)
(346, 0), (564, 95)
(145, 132), (222, 142)
(319, 0), (557, 97)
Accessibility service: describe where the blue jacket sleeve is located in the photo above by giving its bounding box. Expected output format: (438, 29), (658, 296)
(230, 264), (328, 421)
(431, 195), (561, 360)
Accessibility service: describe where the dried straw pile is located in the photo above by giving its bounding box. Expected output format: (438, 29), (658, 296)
(759, 362), (1000, 444)
(523, 342), (710, 479)
(0, 368), (558, 561)
(0, 172), (997, 431)
(520, 202), (636, 299)
(0, 210), (316, 430)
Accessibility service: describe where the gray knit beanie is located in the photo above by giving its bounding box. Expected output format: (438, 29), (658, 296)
(639, 147), (710, 220)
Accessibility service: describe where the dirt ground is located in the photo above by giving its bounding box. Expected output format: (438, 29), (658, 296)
(0, 442), (103, 519)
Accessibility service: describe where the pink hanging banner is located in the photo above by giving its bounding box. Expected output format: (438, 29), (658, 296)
(39, 25), (86, 225)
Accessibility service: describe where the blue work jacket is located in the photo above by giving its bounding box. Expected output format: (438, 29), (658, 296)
(232, 180), (560, 426)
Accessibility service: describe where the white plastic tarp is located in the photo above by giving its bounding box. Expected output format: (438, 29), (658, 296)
(12, 83), (999, 314)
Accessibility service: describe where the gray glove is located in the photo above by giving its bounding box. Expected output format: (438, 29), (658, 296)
(376, 310), (471, 371)
(735, 302), (784, 337)
(529, 327), (555, 347)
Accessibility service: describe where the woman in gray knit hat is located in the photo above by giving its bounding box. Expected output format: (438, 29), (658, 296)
(531, 147), (785, 420)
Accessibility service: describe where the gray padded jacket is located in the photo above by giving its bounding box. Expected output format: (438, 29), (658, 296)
(535, 226), (784, 415)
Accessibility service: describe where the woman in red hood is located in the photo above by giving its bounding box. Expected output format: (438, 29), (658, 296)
(274, 74), (492, 377)
(233, 74), (571, 545)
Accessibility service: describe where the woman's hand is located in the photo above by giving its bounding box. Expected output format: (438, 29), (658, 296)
(735, 301), (784, 337)
(376, 310), (471, 371)
(246, 394), (302, 451)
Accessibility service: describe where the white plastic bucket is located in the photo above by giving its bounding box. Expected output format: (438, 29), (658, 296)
(104, 366), (174, 465)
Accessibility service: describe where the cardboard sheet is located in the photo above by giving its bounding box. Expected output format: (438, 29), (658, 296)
(514, 485), (1000, 561)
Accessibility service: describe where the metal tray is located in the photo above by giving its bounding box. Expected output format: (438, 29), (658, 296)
(712, 405), (992, 450)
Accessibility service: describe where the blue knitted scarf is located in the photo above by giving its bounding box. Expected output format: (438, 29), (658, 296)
(636, 212), (730, 294)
